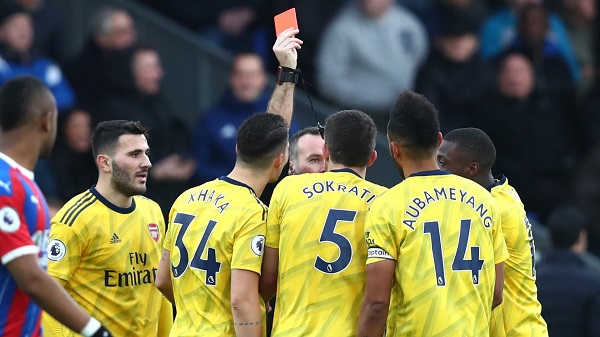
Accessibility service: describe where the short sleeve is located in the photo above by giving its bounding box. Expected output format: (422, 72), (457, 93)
(231, 208), (266, 274)
(46, 221), (84, 282)
(0, 195), (37, 265)
(365, 200), (397, 265)
(266, 184), (284, 249)
(491, 206), (509, 264)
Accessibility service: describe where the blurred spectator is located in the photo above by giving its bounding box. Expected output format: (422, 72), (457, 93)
(536, 206), (600, 337)
(64, 6), (136, 112)
(147, 0), (271, 64)
(420, 0), (489, 41)
(191, 52), (299, 185)
(0, 0), (74, 111)
(480, 0), (580, 82)
(506, 3), (576, 99)
(49, 108), (97, 203)
(475, 53), (577, 221)
(415, 13), (495, 133)
(558, 0), (597, 95)
(572, 139), (600, 257)
(316, 0), (428, 130)
(17, 0), (60, 60)
(100, 44), (195, 216)
(273, 0), (348, 85)
(579, 77), (600, 154)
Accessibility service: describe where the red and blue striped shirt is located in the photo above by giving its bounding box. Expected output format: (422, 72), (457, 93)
(0, 153), (50, 337)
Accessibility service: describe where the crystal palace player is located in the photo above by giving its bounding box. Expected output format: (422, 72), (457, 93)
(0, 76), (110, 337)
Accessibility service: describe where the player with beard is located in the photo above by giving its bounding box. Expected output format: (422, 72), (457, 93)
(42, 120), (172, 336)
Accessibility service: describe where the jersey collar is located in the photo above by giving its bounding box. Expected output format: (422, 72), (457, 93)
(486, 174), (507, 191)
(0, 152), (34, 179)
(330, 168), (361, 178)
(409, 169), (452, 178)
(90, 185), (136, 214)
(219, 176), (257, 196)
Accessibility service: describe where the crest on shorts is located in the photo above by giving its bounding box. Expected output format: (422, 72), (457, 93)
(148, 223), (160, 242)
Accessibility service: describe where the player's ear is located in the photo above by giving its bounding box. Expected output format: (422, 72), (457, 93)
(274, 153), (285, 169)
(468, 162), (480, 177)
(366, 150), (378, 167)
(39, 109), (52, 133)
(96, 154), (111, 173)
(389, 141), (401, 161)
(323, 144), (330, 162)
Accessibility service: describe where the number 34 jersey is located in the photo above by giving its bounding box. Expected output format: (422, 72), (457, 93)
(365, 170), (509, 337)
(266, 169), (387, 336)
(164, 176), (267, 337)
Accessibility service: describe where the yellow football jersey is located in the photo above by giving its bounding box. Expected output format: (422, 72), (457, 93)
(365, 170), (509, 337)
(43, 187), (169, 337)
(164, 176), (267, 337)
(488, 176), (548, 337)
(266, 169), (387, 336)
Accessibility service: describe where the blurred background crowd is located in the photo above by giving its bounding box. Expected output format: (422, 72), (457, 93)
(1, 0), (599, 333)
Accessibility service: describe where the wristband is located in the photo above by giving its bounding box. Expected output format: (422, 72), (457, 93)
(80, 318), (106, 337)
(276, 66), (300, 84)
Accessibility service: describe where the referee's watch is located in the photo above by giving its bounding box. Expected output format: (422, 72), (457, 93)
(277, 66), (300, 84)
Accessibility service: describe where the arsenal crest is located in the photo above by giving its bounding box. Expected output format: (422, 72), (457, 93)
(148, 223), (160, 242)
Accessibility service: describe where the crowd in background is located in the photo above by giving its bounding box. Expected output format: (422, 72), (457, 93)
(0, 0), (598, 334)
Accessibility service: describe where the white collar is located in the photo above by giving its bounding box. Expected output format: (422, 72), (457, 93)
(0, 152), (34, 180)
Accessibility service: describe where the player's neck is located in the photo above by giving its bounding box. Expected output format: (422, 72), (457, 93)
(328, 162), (367, 179)
(400, 158), (439, 178)
(0, 132), (40, 171)
(95, 178), (134, 208)
(227, 166), (270, 198)
(478, 172), (496, 189)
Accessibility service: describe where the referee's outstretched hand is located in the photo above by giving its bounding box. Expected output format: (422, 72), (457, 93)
(273, 28), (303, 69)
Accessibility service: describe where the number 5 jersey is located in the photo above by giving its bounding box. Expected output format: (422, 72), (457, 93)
(266, 169), (387, 336)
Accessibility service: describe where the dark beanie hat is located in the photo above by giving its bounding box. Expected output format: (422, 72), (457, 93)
(0, 0), (26, 26)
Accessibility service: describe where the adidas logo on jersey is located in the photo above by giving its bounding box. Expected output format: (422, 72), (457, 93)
(110, 233), (122, 244)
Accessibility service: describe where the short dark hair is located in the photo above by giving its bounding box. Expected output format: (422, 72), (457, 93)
(547, 206), (588, 249)
(388, 91), (440, 159)
(289, 126), (321, 163)
(324, 110), (377, 167)
(91, 120), (149, 158)
(0, 76), (50, 131)
(236, 113), (289, 169)
(443, 128), (496, 172)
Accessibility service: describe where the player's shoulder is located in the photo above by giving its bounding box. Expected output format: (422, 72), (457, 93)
(133, 194), (161, 210)
(52, 189), (98, 227)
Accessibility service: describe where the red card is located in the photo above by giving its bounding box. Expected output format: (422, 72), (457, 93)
(274, 8), (298, 37)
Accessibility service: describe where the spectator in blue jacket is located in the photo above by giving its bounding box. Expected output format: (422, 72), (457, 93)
(0, 0), (74, 111)
(191, 52), (299, 185)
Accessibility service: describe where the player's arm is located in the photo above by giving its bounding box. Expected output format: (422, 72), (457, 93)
(357, 259), (395, 337)
(258, 246), (279, 303)
(231, 269), (262, 337)
(266, 28), (302, 126)
(493, 262), (505, 309)
(155, 248), (175, 304)
(6, 254), (112, 337)
(156, 295), (173, 337)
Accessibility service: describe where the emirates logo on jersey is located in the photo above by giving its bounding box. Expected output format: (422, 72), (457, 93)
(148, 223), (160, 242)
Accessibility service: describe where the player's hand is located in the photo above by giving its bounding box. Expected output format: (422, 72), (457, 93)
(273, 28), (302, 69)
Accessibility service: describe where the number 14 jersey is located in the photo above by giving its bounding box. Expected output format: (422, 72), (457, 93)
(365, 170), (509, 337)
(266, 169), (387, 336)
(164, 176), (267, 336)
